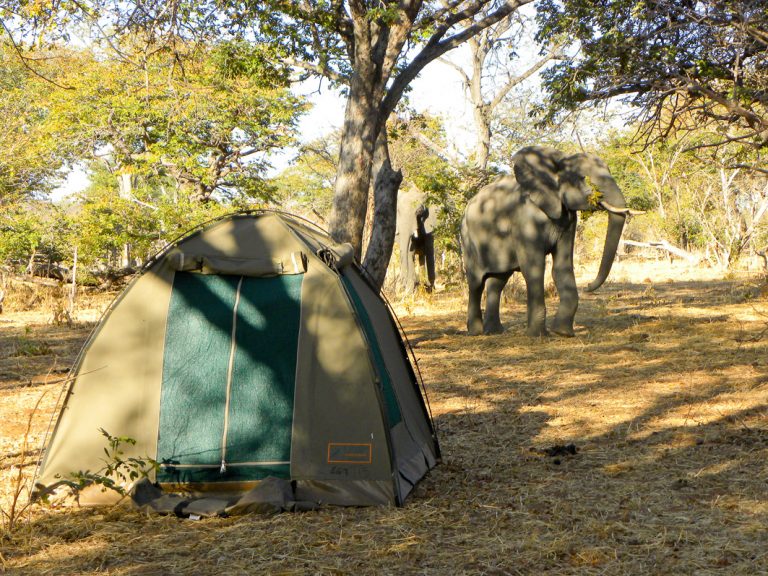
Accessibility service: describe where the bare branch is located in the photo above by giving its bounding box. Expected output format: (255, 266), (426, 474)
(381, 0), (532, 119)
(286, 56), (347, 84)
(437, 56), (470, 87)
(489, 41), (564, 111)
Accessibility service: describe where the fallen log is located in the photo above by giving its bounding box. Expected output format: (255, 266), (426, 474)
(621, 240), (700, 263)
(5, 274), (63, 288)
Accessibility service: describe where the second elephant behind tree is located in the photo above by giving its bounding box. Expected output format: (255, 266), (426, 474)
(396, 185), (437, 294)
(461, 146), (638, 337)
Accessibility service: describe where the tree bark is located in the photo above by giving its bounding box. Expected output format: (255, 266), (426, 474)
(117, 172), (133, 199)
(469, 35), (491, 170)
(117, 172), (133, 268)
(326, 3), (383, 258)
(362, 130), (403, 290)
(473, 103), (492, 171)
(327, 77), (380, 259)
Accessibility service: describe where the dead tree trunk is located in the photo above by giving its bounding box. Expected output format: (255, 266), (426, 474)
(363, 131), (403, 290)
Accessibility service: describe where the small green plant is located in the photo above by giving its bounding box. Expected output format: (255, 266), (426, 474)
(62, 429), (159, 500)
(50, 305), (73, 326)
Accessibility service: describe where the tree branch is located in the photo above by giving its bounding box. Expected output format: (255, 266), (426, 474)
(286, 56), (348, 84)
(437, 56), (470, 87)
(381, 0), (532, 120)
(0, 19), (75, 90)
(489, 41), (563, 111)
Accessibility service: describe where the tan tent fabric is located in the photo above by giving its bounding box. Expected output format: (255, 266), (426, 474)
(291, 265), (394, 504)
(37, 259), (175, 491)
(34, 211), (439, 512)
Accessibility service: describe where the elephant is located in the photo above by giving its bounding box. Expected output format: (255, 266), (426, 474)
(396, 185), (437, 293)
(460, 145), (639, 337)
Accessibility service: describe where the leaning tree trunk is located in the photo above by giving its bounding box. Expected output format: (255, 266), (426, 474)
(327, 0), (524, 267)
(362, 130), (403, 290)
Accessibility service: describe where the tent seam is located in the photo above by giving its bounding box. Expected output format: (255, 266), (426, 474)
(221, 275), (245, 473)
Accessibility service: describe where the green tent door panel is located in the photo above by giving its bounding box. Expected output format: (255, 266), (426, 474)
(157, 272), (303, 484)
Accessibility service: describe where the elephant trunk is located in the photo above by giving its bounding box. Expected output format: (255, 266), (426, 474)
(585, 177), (627, 293)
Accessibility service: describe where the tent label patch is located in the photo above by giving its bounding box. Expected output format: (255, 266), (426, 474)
(327, 443), (372, 464)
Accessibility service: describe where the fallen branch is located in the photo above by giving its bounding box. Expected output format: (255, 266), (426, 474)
(6, 274), (62, 288)
(621, 240), (700, 263)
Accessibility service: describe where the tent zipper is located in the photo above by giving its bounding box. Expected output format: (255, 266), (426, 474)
(220, 275), (244, 473)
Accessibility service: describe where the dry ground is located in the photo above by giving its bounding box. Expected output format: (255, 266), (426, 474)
(1, 260), (767, 575)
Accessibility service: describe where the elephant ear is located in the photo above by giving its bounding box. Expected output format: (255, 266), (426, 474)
(513, 146), (565, 220)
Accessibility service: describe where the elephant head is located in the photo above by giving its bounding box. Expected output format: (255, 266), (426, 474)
(513, 146), (635, 293)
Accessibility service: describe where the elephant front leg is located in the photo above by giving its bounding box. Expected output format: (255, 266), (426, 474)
(521, 256), (548, 337)
(400, 239), (416, 294)
(483, 275), (509, 334)
(550, 232), (578, 337)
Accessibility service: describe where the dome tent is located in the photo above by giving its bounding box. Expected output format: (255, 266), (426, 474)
(35, 211), (439, 513)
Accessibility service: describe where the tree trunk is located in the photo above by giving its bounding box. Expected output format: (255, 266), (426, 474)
(469, 34), (491, 171)
(117, 172), (133, 268)
(473, 103), (492, 171)
(26, 247), (37, 276)
(327, 0), (529, 262)
(117, 172), (133, 199)
(362, 130), (403, 290)
(327, 75), (380, 260)
(69, 245), (77, 316)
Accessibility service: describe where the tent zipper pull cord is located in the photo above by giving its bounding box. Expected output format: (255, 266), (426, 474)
(220, 275), (244, 474)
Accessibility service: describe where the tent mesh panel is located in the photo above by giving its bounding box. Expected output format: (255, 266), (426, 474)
(157, 272), (302, 483)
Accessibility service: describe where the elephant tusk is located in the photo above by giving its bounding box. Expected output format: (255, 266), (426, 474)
(598, 201), (645, 216)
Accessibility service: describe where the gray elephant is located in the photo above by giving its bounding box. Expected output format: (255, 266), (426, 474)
(461, 145), (638, 337)
(396, 185), (437, 293)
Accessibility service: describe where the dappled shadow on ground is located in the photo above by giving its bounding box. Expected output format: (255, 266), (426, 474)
(3, 273), (768, 574)
(0, 321), (94, 390)
(398, 275), (768, 573)
(0, 320), (97, 492)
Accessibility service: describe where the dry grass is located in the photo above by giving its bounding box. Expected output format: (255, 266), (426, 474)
(2, 260), (768, 575)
